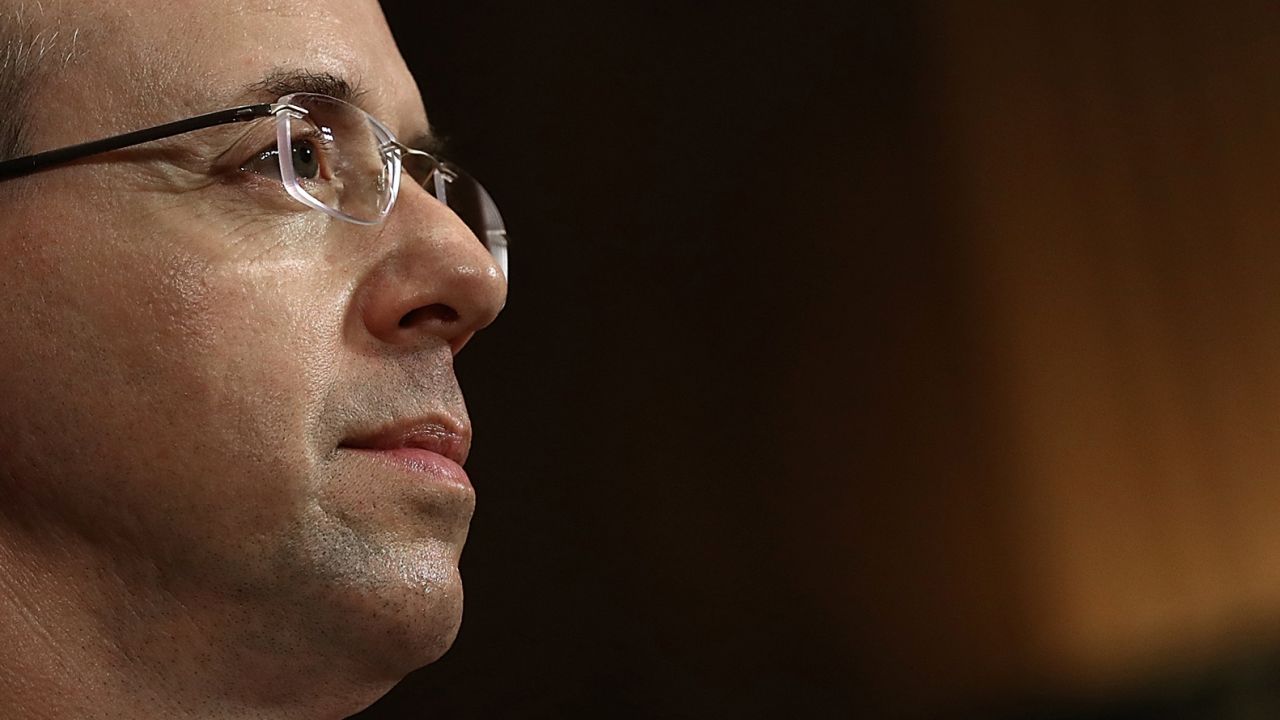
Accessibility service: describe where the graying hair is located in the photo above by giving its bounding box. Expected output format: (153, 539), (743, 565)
(0, 2), (80, 161)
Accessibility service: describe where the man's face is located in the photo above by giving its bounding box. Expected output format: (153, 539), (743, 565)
(0, 0), (505, 702)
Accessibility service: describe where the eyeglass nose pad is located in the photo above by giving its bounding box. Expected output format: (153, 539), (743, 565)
(431, 171), (450, 203)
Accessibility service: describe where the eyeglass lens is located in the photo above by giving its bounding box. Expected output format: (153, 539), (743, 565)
(278, 93), (509, 275)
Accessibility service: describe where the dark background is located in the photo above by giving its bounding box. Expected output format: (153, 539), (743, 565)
(358, 2), (1280, 719)
(363, 2), (902, 718)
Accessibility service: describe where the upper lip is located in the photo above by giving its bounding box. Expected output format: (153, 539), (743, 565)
(339, 417), (472, 466)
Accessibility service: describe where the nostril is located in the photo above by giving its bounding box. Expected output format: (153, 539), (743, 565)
(398, 303), (459, 328)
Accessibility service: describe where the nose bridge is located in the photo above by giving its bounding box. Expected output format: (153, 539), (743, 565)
(355, 183), (507, 354)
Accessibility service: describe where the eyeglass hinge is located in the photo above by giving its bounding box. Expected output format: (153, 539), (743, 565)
(267, 102), (309, 118)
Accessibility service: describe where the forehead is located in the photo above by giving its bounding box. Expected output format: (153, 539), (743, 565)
(29, 0), (426, 142)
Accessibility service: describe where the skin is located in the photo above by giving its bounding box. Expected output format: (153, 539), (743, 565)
(0, 1), (506, 718)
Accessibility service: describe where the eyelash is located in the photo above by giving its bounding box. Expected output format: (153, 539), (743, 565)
(240, 129), (335, 181)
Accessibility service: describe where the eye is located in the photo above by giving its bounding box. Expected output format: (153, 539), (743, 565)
(239, 137), (329, 181)
(290, 140), (321, 179)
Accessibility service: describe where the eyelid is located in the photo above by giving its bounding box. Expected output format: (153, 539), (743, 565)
(213, 116), (337, 182)
(212, 117), (279, 175)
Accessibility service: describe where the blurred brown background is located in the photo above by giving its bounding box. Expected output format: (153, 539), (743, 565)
(360, 2), (1280, 718)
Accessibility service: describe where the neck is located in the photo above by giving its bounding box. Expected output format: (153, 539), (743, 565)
(0, 528), (386, 720)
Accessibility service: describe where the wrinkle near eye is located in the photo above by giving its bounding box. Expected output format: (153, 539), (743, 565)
(124, 151), (225, 196)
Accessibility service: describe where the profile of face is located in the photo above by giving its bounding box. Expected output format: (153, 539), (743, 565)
(0, 0), (505, 715)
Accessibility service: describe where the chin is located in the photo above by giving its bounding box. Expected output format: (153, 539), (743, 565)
(342, 553), (469, 679)
(400, 574), (467, 668)
(333, 584), (464, 720)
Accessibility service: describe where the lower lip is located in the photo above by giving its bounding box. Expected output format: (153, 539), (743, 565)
(341, 447), (473, 491)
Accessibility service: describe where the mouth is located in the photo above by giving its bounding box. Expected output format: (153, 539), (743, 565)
(340, 420), (471, 465)
(338, 418), (473, 489)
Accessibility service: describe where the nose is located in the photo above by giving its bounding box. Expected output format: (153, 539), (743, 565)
(355, 186), (507, 354)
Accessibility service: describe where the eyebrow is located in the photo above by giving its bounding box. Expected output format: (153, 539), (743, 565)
(240, 68), (367, 105)
(236, 68), (446, 155)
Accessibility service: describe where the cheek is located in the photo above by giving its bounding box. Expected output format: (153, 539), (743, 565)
(0, 211), (347, 551)
(123, 250), (344, 467)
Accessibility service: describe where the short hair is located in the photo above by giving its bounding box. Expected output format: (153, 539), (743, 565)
(0, 3), (78, 162)
(0, 15), (30, 160)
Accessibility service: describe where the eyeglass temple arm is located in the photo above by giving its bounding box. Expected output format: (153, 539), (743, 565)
(0, 103), (277, 181)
